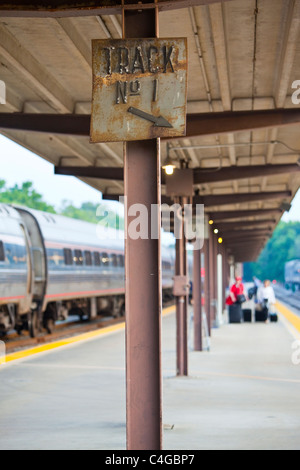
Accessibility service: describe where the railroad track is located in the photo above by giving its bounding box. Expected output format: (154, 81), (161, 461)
(274, 285), (300, 313)
(2, 315), (125, 354)
(3, 300), (176, 354)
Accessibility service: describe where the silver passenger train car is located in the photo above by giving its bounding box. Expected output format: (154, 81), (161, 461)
(0, 203), (175, 337)
(285, 259), (300, 291)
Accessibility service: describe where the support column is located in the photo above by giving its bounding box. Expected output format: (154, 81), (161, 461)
(193, 245), (202, 351)
(213, 230), (219, 326)
(222, 247), (229, 310)
(230, 261), (235, 286)
(217, 252), (223, 326)
(124, 4), (162, 451)
(175, 212), (188, 376)
(204, 239), (211, 336)
(208, 226), (216, 330)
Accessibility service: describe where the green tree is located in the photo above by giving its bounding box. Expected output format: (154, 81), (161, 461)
(0, 180), (124, 230)
(0, 180), (56, 213)
(244, 221), (300, 283)
(60, 200), (124, 230)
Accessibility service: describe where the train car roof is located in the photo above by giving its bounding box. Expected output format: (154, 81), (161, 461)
(1, 203), (176, 258)
(13, 205), (125, 251)
(0, 203), (23, 220)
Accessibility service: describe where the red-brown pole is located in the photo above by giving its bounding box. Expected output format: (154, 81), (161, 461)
(222, 245), (228, 310)
(213, 229), (219, 326)
(123, 3), (162, 450)
(208, 226), (216, 330)
(175, 212), (188, 376)
(204, 239), (211, 336)
(193, 245), (203, 351)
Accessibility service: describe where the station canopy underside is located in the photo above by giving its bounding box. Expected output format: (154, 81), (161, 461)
(1, 0), (300, 261)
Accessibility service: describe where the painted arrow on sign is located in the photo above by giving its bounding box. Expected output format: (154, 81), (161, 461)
(128, 107), (173, 128)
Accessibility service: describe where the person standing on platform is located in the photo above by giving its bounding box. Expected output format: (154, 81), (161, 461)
(228, 276), (246, 305)
(257, 280), (276, 321)
(226, 276), (246, 323)
(253, 276), (261, 303)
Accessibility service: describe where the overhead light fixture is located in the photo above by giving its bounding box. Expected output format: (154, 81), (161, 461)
(163, 160), (177, 175)
(209, 219), (214, 225)
(214, 228), (219, 234)
(162, 145), (178, 175)
(218, 237), (223, 244)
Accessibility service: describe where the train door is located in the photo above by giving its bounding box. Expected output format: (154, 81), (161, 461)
(15, 208), (48, 336)
(19, 223), (33, 296)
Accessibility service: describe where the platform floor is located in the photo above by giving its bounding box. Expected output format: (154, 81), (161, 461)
(0, 305), (300, 450)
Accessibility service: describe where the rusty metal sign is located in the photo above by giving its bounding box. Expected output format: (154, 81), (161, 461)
(90, 38), (188, 143)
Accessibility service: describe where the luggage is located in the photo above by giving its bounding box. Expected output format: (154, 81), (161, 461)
(229, 304), (242, 323)
(248, 287), (255, 300)
(270, 313), (278, 323)
(255, 308), (268, 322)
(236, 294), (247, 304)
(243, 309), (252, 323)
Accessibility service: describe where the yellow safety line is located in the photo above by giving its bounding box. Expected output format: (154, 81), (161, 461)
(276, 301), (300, 334)
(162, 305), (176, 317)
(4, 305), (175, 364)
(5, 323), (125, 364)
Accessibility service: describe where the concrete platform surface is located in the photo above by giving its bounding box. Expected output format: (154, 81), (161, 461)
(0, 308), (300, 450)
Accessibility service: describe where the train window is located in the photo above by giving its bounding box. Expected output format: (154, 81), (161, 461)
(63, 248), (73, 266)
(118, 254), (124, 267)
(84, 251), (92, 266)
(93, 252), (101, 266)
(111, 254), (118, 267)
(0, 241), (4, 262)
(74, 249), (83, 266)
(101, 253), (110, 266)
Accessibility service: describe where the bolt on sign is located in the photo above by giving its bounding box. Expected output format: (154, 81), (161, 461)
(90, 38), (188, 142)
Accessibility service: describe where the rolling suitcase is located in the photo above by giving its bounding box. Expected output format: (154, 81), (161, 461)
(243, 309), (252, 323)
(255, 308), (268, 322)
(229, 304), (242, 323)
(270, 313), (278, 323)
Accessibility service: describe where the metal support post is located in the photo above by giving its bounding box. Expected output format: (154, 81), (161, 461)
(230, 262), (235, 285)
(222, 246), (228, 310)
(204, 239), (211, 336)
(173, 195), (189, 376)
(193, 245), (202, 351)
(123, 3), (162, 451)
(208, 226), (216, 329)
(217, 253), (223, 327)
(175, 231), (188, 376)
(213, 229), (218, 326)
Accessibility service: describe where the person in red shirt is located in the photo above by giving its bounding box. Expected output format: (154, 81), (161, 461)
(226, 276), (245, 305)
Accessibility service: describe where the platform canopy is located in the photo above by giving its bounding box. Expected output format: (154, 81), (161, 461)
(1, 0), (300, 261)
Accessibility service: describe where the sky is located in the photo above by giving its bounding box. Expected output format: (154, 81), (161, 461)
(0, 133), (300, 222)
(0, 134), (103, 209)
